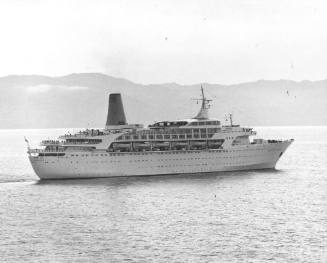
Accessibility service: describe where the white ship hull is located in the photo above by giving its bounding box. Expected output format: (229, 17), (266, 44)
(29, 141), (292, 180)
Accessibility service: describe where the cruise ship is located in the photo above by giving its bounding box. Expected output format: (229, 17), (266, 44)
(27, 88), (293, 179)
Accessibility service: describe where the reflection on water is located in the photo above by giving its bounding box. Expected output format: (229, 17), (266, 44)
(0, 127), (326, 262)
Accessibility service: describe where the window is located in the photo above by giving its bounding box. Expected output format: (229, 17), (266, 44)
(149, 135), (154, 139)
(164, 135), (170, 139)
(172, 135), (178, 139)
(141, 135), (147, 140)
(133, 135), (138, 140)
(156, 135), (163, 139)
(125, 135), (130, 140)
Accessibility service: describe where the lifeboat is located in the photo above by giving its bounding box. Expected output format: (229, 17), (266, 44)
(153, 141), (169, 147)
(112, 143), (131, 151)
(171, 141), (188, 150)
(133, 142), (151, 151)
(208, 140), (224, 148)
(190, 140), (206, 149)
(152, 141), (170, 150)
(190, 140), (206, 146)
(174, 141), (188, 146)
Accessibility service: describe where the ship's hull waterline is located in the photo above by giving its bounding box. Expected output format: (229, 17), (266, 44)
(29, 141), (292, 180)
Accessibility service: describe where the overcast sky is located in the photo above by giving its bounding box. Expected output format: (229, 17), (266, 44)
(0, 0), (326, 84)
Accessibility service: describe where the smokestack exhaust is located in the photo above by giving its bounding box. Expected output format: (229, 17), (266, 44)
(106, 93), (127, 126)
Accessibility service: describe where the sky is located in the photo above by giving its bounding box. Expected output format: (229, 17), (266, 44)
(0, 0), (326, 84)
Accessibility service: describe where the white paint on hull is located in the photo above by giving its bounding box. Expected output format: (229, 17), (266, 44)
(29, 141), (292, 180)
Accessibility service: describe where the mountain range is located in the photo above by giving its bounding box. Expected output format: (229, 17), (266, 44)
(0, 73), (326, 128)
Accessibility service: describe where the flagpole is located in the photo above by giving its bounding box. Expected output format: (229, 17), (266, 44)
(24, 136), (30, 152)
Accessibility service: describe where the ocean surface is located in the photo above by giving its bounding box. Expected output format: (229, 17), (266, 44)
(0, 126), (326, 262)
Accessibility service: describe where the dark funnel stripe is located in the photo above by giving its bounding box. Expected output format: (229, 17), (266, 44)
(106, 93), (127, 126)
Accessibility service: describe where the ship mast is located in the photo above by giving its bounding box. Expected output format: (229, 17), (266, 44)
(193, 85), (212, 119)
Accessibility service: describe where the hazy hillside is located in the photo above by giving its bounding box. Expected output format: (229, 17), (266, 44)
(0, 73), (326, 128)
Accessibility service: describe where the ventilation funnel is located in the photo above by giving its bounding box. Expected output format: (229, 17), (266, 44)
(106, 93), (127, 126)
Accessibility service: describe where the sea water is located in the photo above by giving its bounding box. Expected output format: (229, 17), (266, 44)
(0, 127), (326, 262)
